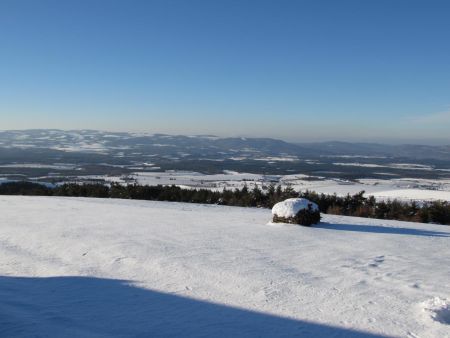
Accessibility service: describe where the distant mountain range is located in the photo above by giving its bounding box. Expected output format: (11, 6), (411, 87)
(296, 141), (450, 161)
(0, 130), (448, 181)
(0, 129), (449, 161)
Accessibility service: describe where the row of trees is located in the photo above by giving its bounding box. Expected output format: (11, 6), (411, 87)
(1, 181), (449, 225)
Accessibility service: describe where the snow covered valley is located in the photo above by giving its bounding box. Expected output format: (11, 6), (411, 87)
(0, 196), (449, 337)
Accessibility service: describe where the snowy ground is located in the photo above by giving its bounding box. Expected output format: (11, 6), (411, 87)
(20, 169), (450, 202)
(126, 171), (450, 202)
(0, 196), (449, 337)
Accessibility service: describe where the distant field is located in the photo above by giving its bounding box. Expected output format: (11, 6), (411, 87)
(1, 130), (449, 202)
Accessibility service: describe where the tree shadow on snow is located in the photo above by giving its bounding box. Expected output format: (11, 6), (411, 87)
(0, 276), (388, 338)
(315, 222), (450, 237)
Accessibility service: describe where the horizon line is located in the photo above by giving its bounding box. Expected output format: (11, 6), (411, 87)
(0, 128), (449, 147)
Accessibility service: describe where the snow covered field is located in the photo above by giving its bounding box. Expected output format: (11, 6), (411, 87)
(123, 171), (450, 202)
(0, 196), (449, 337)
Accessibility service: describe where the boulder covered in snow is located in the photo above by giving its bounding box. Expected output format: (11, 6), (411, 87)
(272, 198), (321, 226)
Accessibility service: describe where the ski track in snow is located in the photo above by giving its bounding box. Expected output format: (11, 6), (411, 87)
(0, 196), (449, 337)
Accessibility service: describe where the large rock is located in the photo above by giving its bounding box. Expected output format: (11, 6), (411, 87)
(272, 198), (321, 226)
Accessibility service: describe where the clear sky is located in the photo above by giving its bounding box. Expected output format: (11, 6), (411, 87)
(1, 0), (449, 144)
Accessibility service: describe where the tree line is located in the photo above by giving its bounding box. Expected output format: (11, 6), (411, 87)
(0, 181), (449, 225)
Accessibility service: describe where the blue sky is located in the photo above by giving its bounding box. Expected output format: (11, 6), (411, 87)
(0, 0), (449, 144)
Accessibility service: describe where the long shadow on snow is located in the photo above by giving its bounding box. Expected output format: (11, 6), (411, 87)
(0, 276), (388, 338)
(316, 222), (449, 237)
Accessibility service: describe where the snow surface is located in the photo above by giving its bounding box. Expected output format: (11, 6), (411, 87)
(16, 167), (450, 203)
(0, 163), (77, 170)
(368, 189), (450, 202)
(96, 171), (450, 202)
(0, 196), (449, 337)
(272, 198), (319, 218)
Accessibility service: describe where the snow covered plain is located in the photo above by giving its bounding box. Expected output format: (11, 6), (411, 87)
(0, 196), (449, 337)
(125, 171), (450, 202)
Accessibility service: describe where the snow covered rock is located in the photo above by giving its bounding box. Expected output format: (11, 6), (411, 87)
(272, 198), (321, 226)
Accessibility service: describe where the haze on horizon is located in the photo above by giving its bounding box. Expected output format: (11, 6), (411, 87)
(1, 0), (449, 145)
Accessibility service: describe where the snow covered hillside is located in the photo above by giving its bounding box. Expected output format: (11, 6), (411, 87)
(0, 196), (449, 337)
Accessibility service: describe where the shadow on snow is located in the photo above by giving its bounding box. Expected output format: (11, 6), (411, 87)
(316, 222), (449, 237)
(0, 276), (388, 338)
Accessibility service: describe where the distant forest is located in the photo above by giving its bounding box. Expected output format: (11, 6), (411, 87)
(1, 181), (449, 225)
